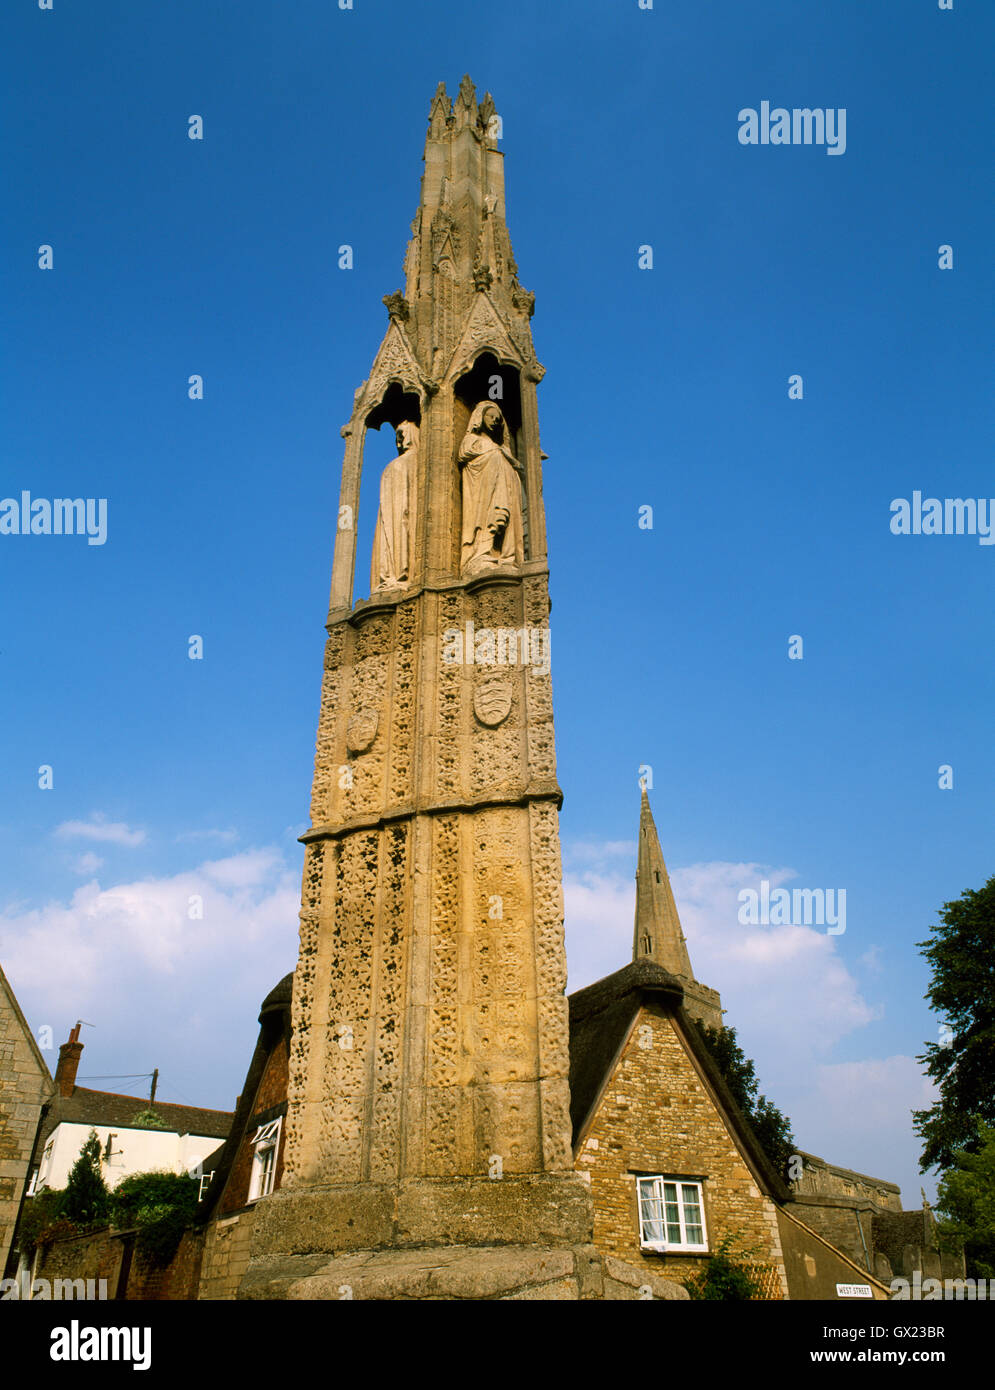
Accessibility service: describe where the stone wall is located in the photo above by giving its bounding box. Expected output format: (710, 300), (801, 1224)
(784, 1198), (878, 1270)
(792, 1152), (902, 1210)
(777, 1206), (890, 1300)
(873, 1208), (965, 1282)
(199, 1209), (256, 1300)
(33, 1226), (204, 1300)
(0, 970), (53, 1276)
(575, 1004), (787, 1297)
(33, 1227), (124, 1297)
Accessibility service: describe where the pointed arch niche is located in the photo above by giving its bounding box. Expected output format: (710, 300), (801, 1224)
(453, 352), (532, 568)
(328, 380), (422, 616)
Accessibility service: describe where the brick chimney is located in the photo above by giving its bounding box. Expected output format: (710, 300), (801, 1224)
(54, 1023), (83, 1097)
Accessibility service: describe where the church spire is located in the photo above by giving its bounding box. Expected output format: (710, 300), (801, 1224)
(631, 790), (724, 1031)
(633, 789), (694, 979)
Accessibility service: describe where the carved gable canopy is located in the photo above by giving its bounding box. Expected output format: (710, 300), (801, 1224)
(356, 320), (427, 421)
(446, 292), (529, 384)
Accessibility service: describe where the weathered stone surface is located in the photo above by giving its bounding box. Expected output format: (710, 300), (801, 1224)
(500, 1277), (579, 1300)
(248, 1185), (394, 1256)
(238, 1252), (330, 1301)
(241, 78), (593, 1302)
(240, 78), (606, 1300)
(395, 1174), (592, 1248)
(573, 1242), (605, 1300)
(245, 1245), (689, 1302)
(281, 1245), (577, 1301)
(603, 1255), (689, 1301)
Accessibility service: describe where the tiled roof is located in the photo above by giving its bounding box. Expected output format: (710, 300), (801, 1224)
(33, 1088), (233, 1164)
(197, 972), (294, 1221)
(567, 959), (791, 1204)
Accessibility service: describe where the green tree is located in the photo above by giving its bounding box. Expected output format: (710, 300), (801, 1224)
(61, 1129), (109, 1226)
(933, 1121), (995, 1279)
(692, 1020), (796, 1180)
(913, 874), (995, 1174)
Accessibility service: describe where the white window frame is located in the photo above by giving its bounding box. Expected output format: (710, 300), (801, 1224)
(37, 1140), (55, 1191)
(248, 1118), (282, 1202)
(637, 1176), (708, 1253)
(26, 1166), (40, 1198)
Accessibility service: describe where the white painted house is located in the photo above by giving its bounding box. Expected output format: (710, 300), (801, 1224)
(24, 1024), (232, 1198)
(32, 1120), (227, 1194)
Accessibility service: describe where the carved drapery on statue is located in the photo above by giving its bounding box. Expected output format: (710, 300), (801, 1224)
(371, 421), (419, 591)
(458, 402), (524, 575)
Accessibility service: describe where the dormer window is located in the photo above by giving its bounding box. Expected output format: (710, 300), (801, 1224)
(248, 1119), (282, 1201)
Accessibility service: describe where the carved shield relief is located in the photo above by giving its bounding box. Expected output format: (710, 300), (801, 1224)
(473, 676), (512, 727)
(346, 707), (379, 754)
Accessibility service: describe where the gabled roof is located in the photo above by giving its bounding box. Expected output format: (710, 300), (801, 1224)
(0, 962), (55, 1091)
(568, 959), (791, 1204)
(32, 1089), (233, 1163)
(196, 972), (294, 1222)
(569, 959), (685, 1145)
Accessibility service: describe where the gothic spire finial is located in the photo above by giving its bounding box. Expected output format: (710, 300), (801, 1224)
(453, 74), (478, 130)
(428, 81), (451, 138)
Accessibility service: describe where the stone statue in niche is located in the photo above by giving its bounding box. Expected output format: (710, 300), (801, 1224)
(371, 420), (419, 591)
(458, 402), (524, 575)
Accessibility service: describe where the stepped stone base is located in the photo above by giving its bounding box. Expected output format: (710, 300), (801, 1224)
(240, 1243), (689, 1302)
(239, 1175), (689, 1300)
(246, 1173), (594, 1256)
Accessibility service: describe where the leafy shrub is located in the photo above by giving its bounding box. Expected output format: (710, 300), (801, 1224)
(110, 1171), (199, 1264)
(685, 1234), (765, 1300)
(18, 1188), (70, 1253)
(129, 1109), (169, 1130)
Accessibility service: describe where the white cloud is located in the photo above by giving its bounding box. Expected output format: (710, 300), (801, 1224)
(0, 846), (301, 1109)
(71, 852), (104, 876)
(794, 1056), (938, 1204)
(55, 814), (146, 848)
(565, 853), (875, 1063)
(175, 828), (239, 845)
(860, 944), (883, 972)
(563, 866), (638, 987)
(0, 848), (296, 996)
(563, 839), (637, 869)
(669, 861), (877, 1067)
(201, 848), (287, 891)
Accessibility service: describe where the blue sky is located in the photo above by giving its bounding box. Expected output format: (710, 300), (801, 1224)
(2, 0), (992, 1207)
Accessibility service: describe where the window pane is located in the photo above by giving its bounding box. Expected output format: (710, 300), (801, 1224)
(681, 1185), (703, 1244)
(662, 1182), (681, 1241)
(260, 1146), (275, 1196)
(638, 1179), (665, 1243)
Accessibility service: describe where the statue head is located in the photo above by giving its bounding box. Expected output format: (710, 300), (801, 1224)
(467, 400), (505, 443)
(395, 420), (419, 453)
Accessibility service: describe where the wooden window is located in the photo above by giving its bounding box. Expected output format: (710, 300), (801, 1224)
(637, 1176), (708, 1253)
(248, 1119), (281, 1201)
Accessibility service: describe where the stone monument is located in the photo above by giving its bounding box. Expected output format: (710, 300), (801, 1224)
(241, 76), (600, 1300)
